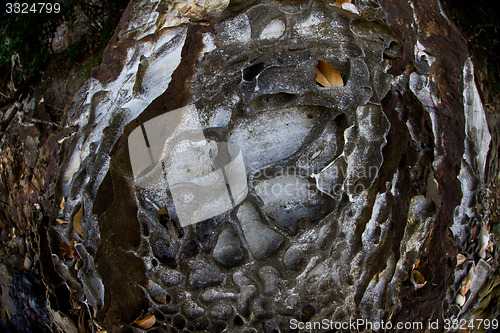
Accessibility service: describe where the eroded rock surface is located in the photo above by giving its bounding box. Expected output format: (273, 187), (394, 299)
(43, 0), (497, 331)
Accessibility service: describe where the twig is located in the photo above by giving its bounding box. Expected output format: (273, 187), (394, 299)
(23, 117), (61, 128)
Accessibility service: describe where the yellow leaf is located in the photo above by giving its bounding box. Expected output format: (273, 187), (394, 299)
(133, 315), (156, 329)
(410, 270), (427, 290)
(73, 204), (85, 240)
(412, 258), (420, 270)
(60, 197), (66, 210)
(460, 274), (473, 296)
(56, 218), (69, 224)
(315, 60), (344, 87)
(60, 239), (76, 259)
(153, 294), (168, 304)
(456, 253), (466, 266)
(333, 0), (351, 8)
(158, 207), (169, 216)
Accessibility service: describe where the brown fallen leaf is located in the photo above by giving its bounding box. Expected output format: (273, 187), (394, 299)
(73, 204), (85, 240)
(133, 315), (156, 329)
(315, 60), (344, 87)
(60, 239), (76, 259)
(153, 294), (168, 304)
(56, 218), (69, 224)
(460, 274), (473, 296)
(410, 270), (427, 290)
(412, 258), (421, 270)
(478, 225), (491, 259)
(158, 206), (169, 216)
(333, 0), (351, 8)
(457, 253), (467, 266)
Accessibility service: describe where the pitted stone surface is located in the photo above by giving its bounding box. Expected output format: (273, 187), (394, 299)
(50, 0), (494, 331)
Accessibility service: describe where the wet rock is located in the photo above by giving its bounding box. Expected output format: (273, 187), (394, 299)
(233, 271), (257, 317)
(184, 300), (205, 319)
(255, 174), (331, 234)
(228, 106), (318, 172)
(283, 246), (304, 270)
(259, 266), (279, 295)
(182, 239), (200, 257)
(210, 303), (234, 320)
(151, 268), (183, 287)
(213, 225), (244, 267)
(160, 304), (179, 314)
(236, 202), (283, 260)
(252, 297), (274, 320)
(196, 219), (217, 242)
(189, 263), (224, 289)
(151, 236), (177, 268)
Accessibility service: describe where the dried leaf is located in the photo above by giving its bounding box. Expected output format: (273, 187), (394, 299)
(75, 259), (82, 271)
(315, 60), (344, 87)
(460, 274), (473, 296)
(73, 204), (85, 240)
(412, 258), (421, 270)
(479, 273), (500, 298)
(410, 270), (427, 290)
(333, 0), (351, 8)
(60, 239), (76, 259)
(478, 225), (490, 259)
(59, 197), (66, 210)
(154, 294), (168, 304)
(133, 315), (156, 329)
(57, 137), (69, 144)
(56, 218), (69, 224)
(457, 253), (467, 266)
(158, 206), (169, 216)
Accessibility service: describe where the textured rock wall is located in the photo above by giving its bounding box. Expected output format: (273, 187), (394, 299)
(39, 0), (497, 332)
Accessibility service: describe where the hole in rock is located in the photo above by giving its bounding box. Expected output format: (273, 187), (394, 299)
(173, 314), (186, 329)
(243, 62), (265, 81)
(315, 60), (344, 87)
(213, 321), (227, 333)
(234, 315), (244, 326)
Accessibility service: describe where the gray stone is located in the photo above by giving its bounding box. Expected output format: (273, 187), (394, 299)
(236, 202), (283, 260)
(259, 266), (279, 295)
(213, 225), (244, 267)
(283, 246), (304, 270)
(254, 175), (331, 234)
(189, 265), (223, 289)
(210, 303), (234, 320)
